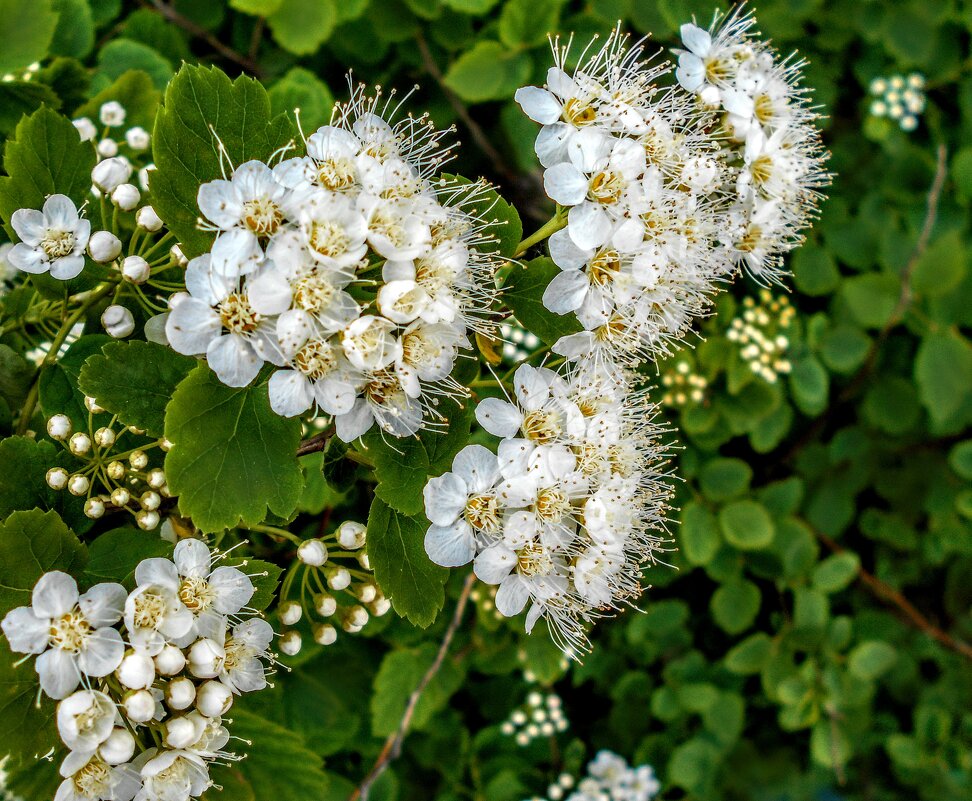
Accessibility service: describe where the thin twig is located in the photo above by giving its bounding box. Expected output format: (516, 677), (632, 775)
(296, 428), (333, 457)
(813, 528), (972, 661)
(146, 0), (264, 78)
(248, 17), (265, 62)
(350, 573), (477, 801)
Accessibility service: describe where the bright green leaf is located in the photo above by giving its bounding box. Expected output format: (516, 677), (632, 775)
(848, 640), (897, 680)
(443, 40), (532, 103)
(83, 527), (173, 589)
(267, 0), (337, 55)
(719, 500), (775, 550)
(811, 551), (860, 593)
(711, 577), (761, 634)
(0, 0), (58, 74)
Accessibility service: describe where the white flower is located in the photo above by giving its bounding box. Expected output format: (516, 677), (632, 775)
(333, 368), (422, 441)
(100, 101), (127, 127)
(102, 304), (135, 338)
(7, 195), (91, 280)
(1, 572), (125, 699)
(55, 751), (140, 801)
(92, 157), (133, 193)
(134, 749), (211, 801)
(125, 577), (194, 656)
(56, 690), (117, 752)
(125, 126), (150, 150)
(73, 117), (97, 142)
(216, 617), (274, 693)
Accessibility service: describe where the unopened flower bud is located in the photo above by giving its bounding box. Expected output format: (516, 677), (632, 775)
(164, 716), (199, 749)
(84, 396), (104, 414)
(112, 183), (140, 211)
(140, 490), (161, 511)
(147, 468), (166, 488)
(353, 583), (377, 604)
(160, 438), (174, 451)
(357, 552), (371, 570)
(46, 467), (69, 490)
(130, 450), (148, 470)
(165, 677), (196, 710)
(136, 205), (163, 231)
(99, 728), (135, 765)
(106, 460), (125, 480)
(196, 680), (233, 717)
(92, 157), (133, 193)
(94, 427), (115, 448)
(100, 101), (126, 127)
(136, 510), (160, 530)
(279, 631), (302, 656)
(127, 425), (145, 435)
(313, 624), (337, 646)
(138, 164), (156, 191)
(155, 644), (186, 676)
(87, 230), (123, 263)
(344, 605), (369, 630)
(279, 600), (302, 626)
(336, 520), (367, 550)
(47, 414), (72, 440)
(369, 597), (392, 617)
(170, 244), (187, 266)
(188, 638), (223, 678)
(314, 593), (337, 617)
(122, 689), (156, 723)
(68, 474), (90, 496)
(97, 138), (118, 158)
(102, 304), (134, 338)
(297, 538), (328, 567)
(116, 651), (155, 689)
(121, 255), (150, 284)
(73, 117), (96, 142)
(125, 126), (150, 150)
(111, 487), (130, 506)
(84, 498), (105, 519)
(325, 565), (351, 591)
(69, 432), (91, 455)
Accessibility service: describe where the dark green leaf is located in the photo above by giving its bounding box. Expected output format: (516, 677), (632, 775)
(718, 500), (775, 550)
(502, 257), (583, 347)
(82, 527), (172, 589)
(0, 0), (58, 74)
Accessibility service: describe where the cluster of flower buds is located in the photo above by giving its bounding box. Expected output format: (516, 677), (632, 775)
(523, 751), (660, 801)
(725, 289), (794, 383)
(500, 691), (569, 745)
(275, 519), (389, 654)
(660, 360), (708, 407)
(0, 540), (275, 801)
(868, 73), (925, 132)
(499, 321), (543, 365)
(74, 101), (155, 195)
(45, 404), (171, 529)
(163, 85), (506, 441)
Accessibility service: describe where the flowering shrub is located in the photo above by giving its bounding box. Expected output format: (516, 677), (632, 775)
(0, 2), (970, 801)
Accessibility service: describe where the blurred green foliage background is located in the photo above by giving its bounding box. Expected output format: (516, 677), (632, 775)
(0, 1), (970, 800)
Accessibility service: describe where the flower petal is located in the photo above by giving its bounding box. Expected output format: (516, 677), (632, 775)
(206, 334), (262, 387)
(208, 567), (255, 614)
(36, 648), (80, 699)
(452, 444), (500, 495)
(32, 571), (79, 619)
(423, 471), (468, 526)
(75, 626), (124, 677)
(174, 538), (211, 579)
(495, 574), (531, 617)
(473, 545), (517, 584)
(475, 397), (522, 438)
(79, 583), (126, 627)
(424, 520), (475, 567)
(543, 163), (588, 206)
(514, 86), (562, 125)
(0, 606), (49, 654)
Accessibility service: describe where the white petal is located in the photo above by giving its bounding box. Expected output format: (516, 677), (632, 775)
(37, 648), (80, 699)
(313, 377), (357, 416)
(497, 438), (533, 480)
(680, 23), (712, 56)
(79, 583), (126, 627)
(268, 370), (314, 417)
(209, 567), (255, 614)
(197, 179), (243, 229)
(335, 399), (375, 442)
(567, 203), (612, 250)
(475, 397), (522, 438)
(211, 228), (262, 277)
(548, 228), (590, 270)
(7, 243), (47, 273)
(43, 194), (80, 228)
(535, 123), (572, 168)
(10, 208), (45, 244)
(134, 558), (180, 592)
(543, 269), (588, 314)
(451, 444), (500, 495)
(49, 255), (85, 280)
(206, 334), (262, 387)
(424, 520), (475, 567)
(165, 298), (221, 356)
(502, 510), (537, 548)
(0, 606), (49, 653)
(186, 254), (231, 305)
(234, 618), (273, 651)
(513, 363), (549, 410)
(495, 575), (530, 617)
(32, 571), (79, 618)
(552, 331), (595, 359)
(543, 163), (588, 206)
(247, 267), (292, 315)
(75, 627), (124, 677)
(473, 545), (517, 584)
(514, 86), (562, 124)
(174, 539), (211, 579)
(423, 472), (468, 526)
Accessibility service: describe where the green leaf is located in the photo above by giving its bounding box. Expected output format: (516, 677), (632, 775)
(710, 577), (761, 634)
(848, 640), (897, 680)
(0, 436), (83, 525)
(74, 69), (161, 132)
(364, 395), (474, 516)
(442, 174), (522, 259)
(371, 643), (464, 736)
(840, 273), (899, 329)
(862, 375), (920, 434)
(718, 500), (775, 550)
(0, 82), (61, 136)
(0, 345), (34, 410)
(725, 632), (774, 674)
(499, 0), (563, 48)
(443, 40), (532, 103)
(95, 38), (173, 90)
(0, 641), (60, 768)
(680, 502), (719, 567)
(948, 440), (972, 480)
(811, 552), (860, 593)
(914, 331), (972, 426)
(668, 737), (721, 793)
(912, 230), (966, 298)
(792, 243), (840, 296)
(789, 355), (829, 416)
(39, 335), (113, 431)
(0, 105), (97, 240)
(0, 509), (86, 614)
(164, 365), (304, 532)
(152, 64), (296, 258)
(225, 558), (282, 611)
(502, 257), (583, 347)
(269, 67), (335, 131)
(79, 340), (196, 438)
(819, 324), (870, 374)
(267, 0), (338, 55)
(50, 0), (95, 59)
(0, 0), (58, 74)
(366, 497), (448, 627)
(83, 527), (173, 588)
(231, 0), (285, 13)
(442, 0), (501, 13)
(699, 457), (752, 501)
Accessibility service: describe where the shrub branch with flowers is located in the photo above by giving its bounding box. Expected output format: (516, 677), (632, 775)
(0, 2), (969, 801)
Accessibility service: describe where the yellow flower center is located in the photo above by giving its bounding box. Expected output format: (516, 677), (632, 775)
(41, 230), (76, 259)
(49, 610), (91, 653)
(241, 199), (283, 236)
(178, 576), (215, 613)
(219, 293), (261, 334)
(464, 494), (500, 533)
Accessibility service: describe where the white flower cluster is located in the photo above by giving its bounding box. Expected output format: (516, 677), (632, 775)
(0, 540), (274, 801)
(165, 86), (503, 441)
(524, 751), (660, 801)
(74, 101), (155, 195)
(868, 73), (925, 132)
(500, 690), (569, 745)
(423, 363), (672, 652)
(676, 9), (829, 281)
(516, 29), (731, 369)
(726, 289), (794, 383)
(660, 360), (708, 407)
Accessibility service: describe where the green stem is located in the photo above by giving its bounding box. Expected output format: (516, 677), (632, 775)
(513, 208), (568, 259)
(247, 522), (302, 545)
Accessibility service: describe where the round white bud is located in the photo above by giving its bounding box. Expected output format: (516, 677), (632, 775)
(313, 624), (337, 646)
(84, 498), (105, 519)
(116, 651), (155, 689)
(122, 689), (156, 723)
(121, 255), (150, 284)
(46, 467), (69, 490)
(136, 510), (160, 530)
(100, 101), (126, 127)
(154, 644), (186, 676)
(353, 583), (377, 604)
(125, 126), (150, 150)
(85, 230), (119, 263)
(344, 605), (369, 629)
(196, 680), (233, 717)
(140, 490), (161, 511)
(165, 676), (196, 711)
(84, 395), (104, 414)
(138, 164), (156, 191)
(97, 138), (119, 158)
(130, 450), (148, 470)
(111, 183), (140, 211)
(136, 205), (163, 231)
(111, 488), (130, 506)
(69, 432), (91, 455)
(357, 552), (371, 570)
(47, 414), (72, 440)
(105, 461), (125, 481)
(188, 638), (223, 679)
(147, 468), (166, 488)
(94, 427), (116, 448)
(297, 538), (328, 567)
(92, 157), (133, 193)
(160, 438), (174, 451)
(279, 630), (302, 656)
(325, 565), (351, 591)
(99, 728), (136, 765)
(336, 520), (367, 550)
(164, 716), (200, 749)
(169, 244), (187, 266)
(68, 474), (90, 496)
(101, 304), (134, 338)
(314, 594), (337, 617)
(279, 600), (302, 626)
(73, 117), (96, 142)
(369, 597), (392, 617)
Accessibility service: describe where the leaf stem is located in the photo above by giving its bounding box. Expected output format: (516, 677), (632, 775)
(513, 208), (567, 259)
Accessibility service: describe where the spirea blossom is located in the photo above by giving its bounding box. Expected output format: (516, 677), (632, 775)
(166, 84), (505, 441)
(7, 194), (91, 280)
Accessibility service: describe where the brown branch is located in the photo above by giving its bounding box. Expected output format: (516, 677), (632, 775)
(146, 0), (265, 78)
(296, 428), (333, 457)
(248, 17), (266, 62)
(813, 528), (972, 661)
(349, 573), (477, 801)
